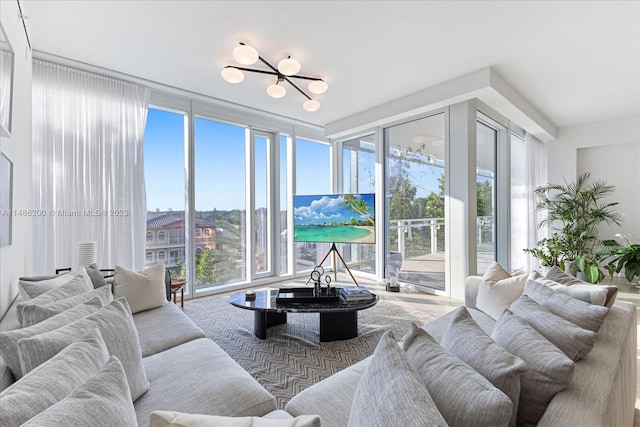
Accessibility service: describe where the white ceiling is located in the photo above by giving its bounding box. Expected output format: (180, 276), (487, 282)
(19, 0), (640, 130)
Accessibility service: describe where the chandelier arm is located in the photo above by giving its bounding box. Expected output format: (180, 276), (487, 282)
(282, 76), (312, 100)
(224, 65), (278, 77)
(286, 75), (325, 82)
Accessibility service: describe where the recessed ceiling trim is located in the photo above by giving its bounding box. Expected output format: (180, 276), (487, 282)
(325, 67), (556, 142)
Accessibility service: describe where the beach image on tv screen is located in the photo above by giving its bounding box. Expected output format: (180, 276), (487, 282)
(294, 193), (375, 244)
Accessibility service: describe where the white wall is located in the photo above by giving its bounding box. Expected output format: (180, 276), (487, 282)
(547, 115), (640, 244)
(0, 1), (33, 317)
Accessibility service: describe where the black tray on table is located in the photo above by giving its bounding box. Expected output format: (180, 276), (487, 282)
(276, 287), (340, 304)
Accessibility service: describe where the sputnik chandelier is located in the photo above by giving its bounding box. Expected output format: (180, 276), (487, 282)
(221, 42), (328, 112)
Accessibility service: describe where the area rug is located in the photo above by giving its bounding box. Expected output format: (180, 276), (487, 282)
(183, 295), (434, 408)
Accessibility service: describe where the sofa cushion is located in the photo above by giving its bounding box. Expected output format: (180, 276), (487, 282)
(524, 277), (608, 331)
(491, 310), (575, 426)
(401, 323), (512, 427)
(20, 285), (114, 327)
(16, 298), (149, 401)
(0, 328), (109, 426)
(16, 273), (94, 325)
(477, 266), (527, 320)
(133, 302), (205, 357)
(17, 268), (92, 300)
(510, 295), (596, 361)
(348, 331), (447, 427)
(22, 357), (137, 427)
(544, 266), (617, 307)
(284, 358), (370, 427)
(0, 302), (101, 379)
(115, 262), (168, 314)
(135, 338), (276, 427)
(441, 306), (526, 427)
(149, 411), (320, 427)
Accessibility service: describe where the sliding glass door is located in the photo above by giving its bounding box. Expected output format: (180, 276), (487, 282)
(384, 113), (446, 290)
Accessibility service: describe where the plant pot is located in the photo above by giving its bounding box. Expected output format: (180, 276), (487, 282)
(564, 260), (578, 277)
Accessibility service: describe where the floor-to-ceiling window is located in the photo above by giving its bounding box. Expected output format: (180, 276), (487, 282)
(510, 131), (528, 273)
(476, 119), (497, 274)
(340, 135), (376, 275)
(279, 134), (290, 276)
(384, 113), (446, 290)
(295, 138), (331, 273)
(194, 117), (247, 290)
(143, 107), (188, 289)
(252, 131), (272, 277)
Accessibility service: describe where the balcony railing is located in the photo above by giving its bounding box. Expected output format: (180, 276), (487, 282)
(390, 216), (494, 258)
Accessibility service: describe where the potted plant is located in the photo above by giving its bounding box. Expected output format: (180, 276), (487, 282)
(533, 172), (622, 280)
(523, 235), (561, 274)
(601, 234), (640, 284)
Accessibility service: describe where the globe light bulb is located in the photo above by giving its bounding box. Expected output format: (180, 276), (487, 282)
(266, 84), (286, 98)
(308, 80), (328, 94)
(232, 44), (258, 65)
(303, 99), (320, 112)
(277, 57), (301, 76)
(221, 67), (244, 83)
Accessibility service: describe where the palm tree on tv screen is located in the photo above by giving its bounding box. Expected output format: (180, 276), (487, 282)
(340, 195), (374, 226)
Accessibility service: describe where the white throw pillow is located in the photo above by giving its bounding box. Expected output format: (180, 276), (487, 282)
(149, 411), (321, 427)
(18, 267), (92, 300)
(114, 262), (167, 314)
(477, 267), (528, 320)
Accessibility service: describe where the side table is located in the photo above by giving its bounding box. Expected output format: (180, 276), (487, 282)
(170, 279), (186, 309)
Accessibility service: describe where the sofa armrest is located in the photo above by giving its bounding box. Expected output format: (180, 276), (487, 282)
(465, 276), (482, 309)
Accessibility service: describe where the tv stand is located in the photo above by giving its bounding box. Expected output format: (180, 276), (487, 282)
(306, 242), (359, 287)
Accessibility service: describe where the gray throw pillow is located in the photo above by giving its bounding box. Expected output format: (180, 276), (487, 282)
(491, 310), (575, 426)
(16, 297), (150, 401)
(510, 295), (596, 361)
(17, 268), (93, 300)
(524, 278), (608, 331)
(401, 323), (512, 427)
(22, 356), (137, 427)
(544, 266), (618, 307)
(441, 306), (527, 427)
(16, 273), (94, 325)
(86, 263), (109, 289)
(0, 328), (109, 427)
(348, 331), (447, 427)
(0, 302), (102, 379)
(20, 285), (114, 327)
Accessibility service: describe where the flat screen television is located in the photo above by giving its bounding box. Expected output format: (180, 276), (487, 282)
(293, 193), (375, 244)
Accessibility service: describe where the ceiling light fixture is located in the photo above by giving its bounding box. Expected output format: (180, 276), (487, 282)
(221, 42), (328, 112)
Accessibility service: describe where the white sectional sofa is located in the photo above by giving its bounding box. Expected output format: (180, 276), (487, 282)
(285, 275), (638, 427)
(2, 267), (637, 426)
(0, 270), (280, 426)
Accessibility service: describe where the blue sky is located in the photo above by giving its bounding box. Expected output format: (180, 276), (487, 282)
(144, 108), (330, 212)
(143, 108), (482, 213)
(294, 194), (375, 225)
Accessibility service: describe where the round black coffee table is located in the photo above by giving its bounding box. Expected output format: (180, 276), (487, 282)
(227, 288), (379, 342)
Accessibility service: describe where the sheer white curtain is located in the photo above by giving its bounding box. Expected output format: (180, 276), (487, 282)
(32, 60), (150, 274)
(525, 133), (548, 271)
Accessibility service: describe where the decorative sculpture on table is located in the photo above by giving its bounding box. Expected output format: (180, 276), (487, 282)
(310, 265), (332, 297)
